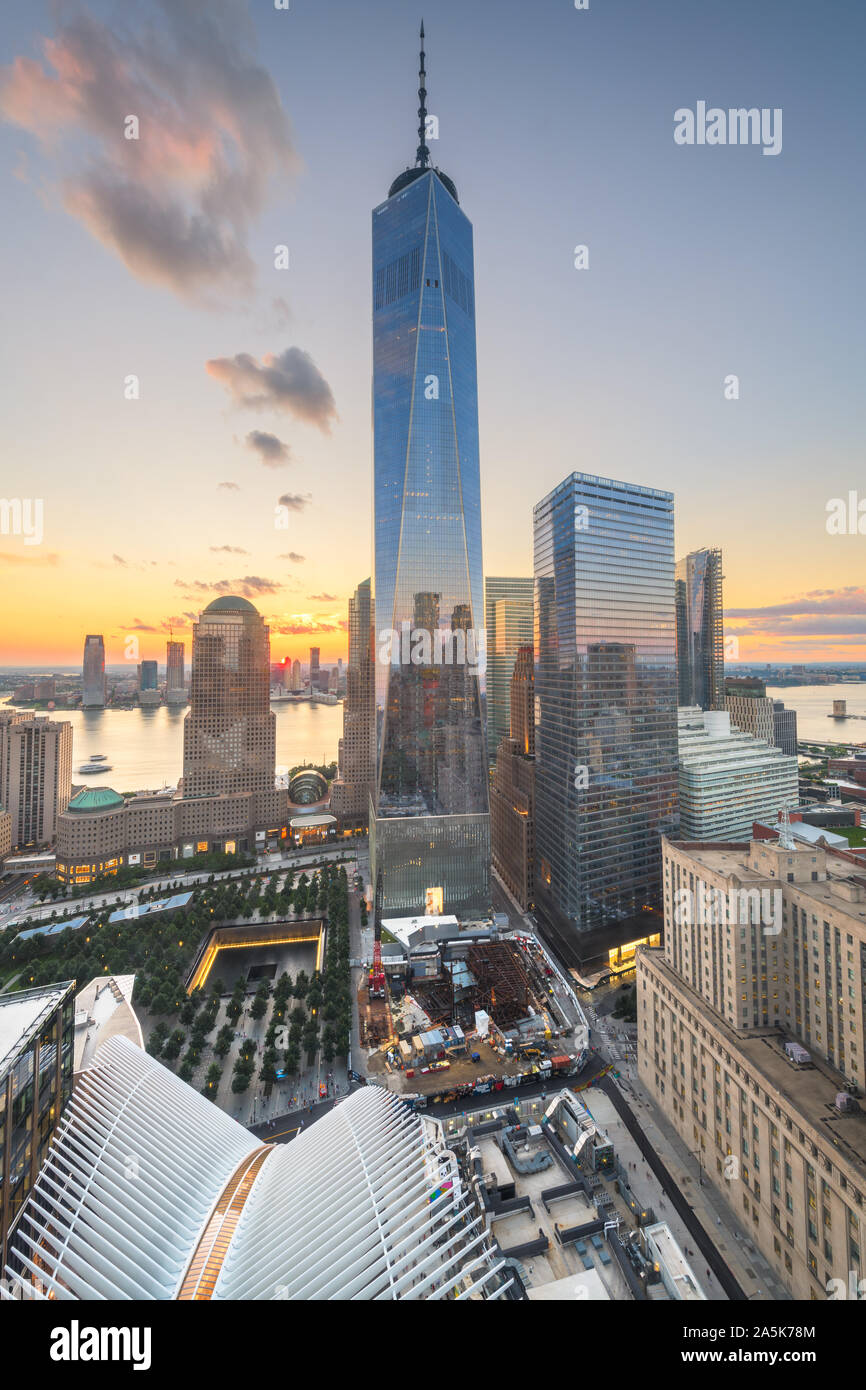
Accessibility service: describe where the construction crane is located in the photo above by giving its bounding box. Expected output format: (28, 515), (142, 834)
(368, 869), (386, 999)
(369, 929), (386, 1000)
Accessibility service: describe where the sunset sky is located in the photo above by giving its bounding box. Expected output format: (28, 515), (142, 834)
(2, 0), (865, 668)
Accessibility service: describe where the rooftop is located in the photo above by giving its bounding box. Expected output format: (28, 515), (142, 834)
(0, 982), (74, 1073)
(202, 595), (259, 614)
(66, 787), (125, 813)
(648, 952), (866, 1182)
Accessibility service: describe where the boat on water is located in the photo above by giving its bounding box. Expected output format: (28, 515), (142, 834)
(88, 753), (108, 761)
(78, 760), (113, 774)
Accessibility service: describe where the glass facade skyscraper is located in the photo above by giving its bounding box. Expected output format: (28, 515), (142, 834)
(533, 473), (679, 964)
(370, 27), (489, 918)
(675, 547), (725, 711)
(82, 634), (106, 708)
(485, 577), (534, 766)
(0, 981), (75, 1271)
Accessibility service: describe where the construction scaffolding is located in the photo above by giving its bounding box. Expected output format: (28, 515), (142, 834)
(410, 941), (534, 1034)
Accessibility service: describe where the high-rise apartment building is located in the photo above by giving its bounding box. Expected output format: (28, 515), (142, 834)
(0, 711), (73, 850)
(165, 640), (186, 705)
(725, 675), (776, 745)
(485, 577), (534, 765)
(491, 645), (535, 910)
(182, 597), (281, 824)
(0, 981), (76, 1270)
(638, 832), (866, 1299)
(677, 707), (799, 840)
(675, 547), (724, 711)
(81, 634), (106, 708)
(331, 579), (376, 831)
(773, 699), (799, 757)
(533, 473), (679, 967)
(370, 27), (489, 918)
(291, 659), (301, 693)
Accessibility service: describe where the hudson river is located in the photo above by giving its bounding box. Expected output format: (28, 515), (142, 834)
(767, 683), (866, 744)
(57, 701), (344, 792)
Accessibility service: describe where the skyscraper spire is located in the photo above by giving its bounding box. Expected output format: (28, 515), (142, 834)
(416, 20), (430, 169)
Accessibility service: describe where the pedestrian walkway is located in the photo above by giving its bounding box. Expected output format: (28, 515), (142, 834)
(603, 1070), (789, 1301)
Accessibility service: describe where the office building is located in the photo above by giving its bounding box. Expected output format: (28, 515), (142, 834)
(58, 597), (287, 883)
(331, 579), (376, 831)
(3, 1035), (510, 1300)
(0, 809), (11, 866)
(725, 676), (775, 745)
(182, 596), (280, 816)
(370, 25), (489, 918)
(677, 707), (799, 840)
(309, 646), (322, 692)
(138, 659), (159, 706)
(533, 473), (679, 968)
(81, 634), (106, 708)
(485, 577), (534, 765)
(165, 639), (186, 705)
(291, 659), (302, 692)
(773, 700), (799, 757)
(0, 981), (76, 1271)
(675, 547), (724, 711)
(638, 831), (866, 1299)
(0, 711), (72, 851)
(491, 645), (535, 909)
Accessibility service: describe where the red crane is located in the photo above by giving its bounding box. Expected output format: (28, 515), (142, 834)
(369, 932), (386, 999)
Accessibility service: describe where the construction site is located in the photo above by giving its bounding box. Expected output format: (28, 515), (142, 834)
(359, 920), (589, 1099)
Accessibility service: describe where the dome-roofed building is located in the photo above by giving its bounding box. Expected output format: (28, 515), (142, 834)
(2, 1037), (512, 1301)
(65, 787), (125, 814)
(287, 769), (329, 806)
(201, 595), (259, 614)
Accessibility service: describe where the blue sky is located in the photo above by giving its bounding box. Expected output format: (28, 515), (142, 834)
(2, 0), (865, 663)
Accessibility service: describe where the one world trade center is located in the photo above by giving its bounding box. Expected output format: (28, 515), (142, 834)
(370, 24), (490, 918)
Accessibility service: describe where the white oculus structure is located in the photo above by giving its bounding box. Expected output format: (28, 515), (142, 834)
(2, 1037), (510, 1301)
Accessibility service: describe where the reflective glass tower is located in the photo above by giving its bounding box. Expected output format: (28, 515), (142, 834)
(533, 473), (679, 965)
(675, 547), (724, 711)
(371, 26), (489, 918)
(485, 577), (534, 766)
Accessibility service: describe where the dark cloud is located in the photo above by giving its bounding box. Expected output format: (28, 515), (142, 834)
(210, 545), (249, 555)
(206, 347), (337, 432)
(726, 588), (866, 619)
(270, 618), (344, 636)
(127, 620), (158, 632)
(308, 593), (337, 602)
(0, 2), (300, 303)
(245, 430), (291, 467)
(218, 481), (240, 491)
(277, 492), (312, 512)
(112, 554), (128, 567)
(175, 575), (281, 599)
(279, 552), (305, 563)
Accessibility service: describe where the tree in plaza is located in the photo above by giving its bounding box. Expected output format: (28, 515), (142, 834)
(162, 1028), (186, 1061)
(202, 1062), (223, 1100)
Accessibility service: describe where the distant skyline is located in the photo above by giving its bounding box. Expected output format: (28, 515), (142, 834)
(2, 0), (865, 666)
